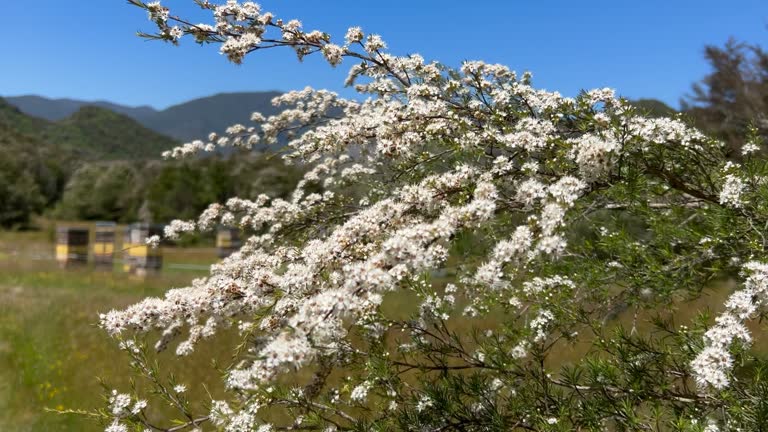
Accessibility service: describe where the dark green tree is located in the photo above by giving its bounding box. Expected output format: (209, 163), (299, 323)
(55, 162), (148, 222)
(0, 122), (69, 228)
(682, 38), (768, 154)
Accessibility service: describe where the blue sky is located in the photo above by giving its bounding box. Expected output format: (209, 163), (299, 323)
(3, 1), (766, 109)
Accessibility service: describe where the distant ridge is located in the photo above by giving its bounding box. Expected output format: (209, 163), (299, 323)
(0, 97), (177, 160)
(4, 95), (158, 122)
(5, 91), (284, 142)
(7, 93), (681, 144)
(42, 106), (178, 160)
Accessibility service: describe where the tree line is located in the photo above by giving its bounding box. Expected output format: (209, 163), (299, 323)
(53, 152), (302, 224)
(0, 99), (302, 228)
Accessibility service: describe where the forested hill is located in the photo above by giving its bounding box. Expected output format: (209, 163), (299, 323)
(0, 96), (303, 228)
(41, 106), (178, 160)
(0, 104), (69, 227)
(135, 91), (282, 142)
(0, 98), (177, 161)
(629, 98), (677, 118)
(6, 91), (283, 142)
(0, 97), (50, 137)
(2, 95), (157, 123)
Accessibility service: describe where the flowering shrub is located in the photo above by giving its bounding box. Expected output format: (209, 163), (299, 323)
(84, 2), (768, 431)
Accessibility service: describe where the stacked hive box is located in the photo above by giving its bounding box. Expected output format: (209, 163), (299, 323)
(93, 222), (116, 267)
(216, 227), (242, 258)
(123, 223), (163, 275)
(55, 227), (89, 267)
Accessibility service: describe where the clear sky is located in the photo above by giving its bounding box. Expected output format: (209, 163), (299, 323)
(3, 1), (766, 110)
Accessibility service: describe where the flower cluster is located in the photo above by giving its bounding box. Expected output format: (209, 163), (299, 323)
(103, 390), (147, 432)
(719, 174), (745, 208)
(96, 2), (762, 431)
(691, 262), (768, 389)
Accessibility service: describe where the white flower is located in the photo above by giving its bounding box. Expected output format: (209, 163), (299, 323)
(584, 87), (616, 105)
(168, 26), (183, 41)
(146, 1), (169, 23)
(719, 174), (745, 208)
(226, 412), (256, 432)
(569, 133), (619, 178)
(145, 235), (160, 248)
(510, 342), (528, 359)
(350, 381), (372, 403)
(742, 141), (760, 155)
(210, 400), (234, 426)
(164, 219), (196, 240)
(416, 395), (433, 412)
(322, 44), (344, 66)
(692, 261), (768, 390)
(364, 34), (386, 52)
(109, 391), (131, 416)
(105, 420), (128, 432)
(131, 400), (147, 415)
(529, 309), (555, 342)
(345, 26), (364, 44)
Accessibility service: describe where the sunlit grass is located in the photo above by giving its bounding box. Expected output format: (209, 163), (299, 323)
(0, 230), (222, 431)
(0, 230), (751, 431)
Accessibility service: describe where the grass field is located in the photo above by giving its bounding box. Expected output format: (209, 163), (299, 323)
(0, 229), (223, 431)
(0, 228), (745, 431)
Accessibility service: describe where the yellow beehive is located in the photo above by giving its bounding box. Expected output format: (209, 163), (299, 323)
(216, 227), (242, 258)
(55, 227), (89, 267)
(123, 223), (163, 274)
(93, 222), (117, 266)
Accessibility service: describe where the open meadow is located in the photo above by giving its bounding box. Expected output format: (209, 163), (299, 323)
(0, 227), (748, 431)
(0, 228), (222, 431)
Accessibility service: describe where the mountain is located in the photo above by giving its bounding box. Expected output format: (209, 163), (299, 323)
(0, 97), (178, 161)
(42, 106), (178, 160)
(5, 91), (283, 142)
(0, 97), (50, 137)
(136, 91), (282, 142)
(629, 99), (677, 118)
(5, 95), (158, 122)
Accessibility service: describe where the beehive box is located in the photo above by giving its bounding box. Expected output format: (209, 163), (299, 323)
(123, 223), (163, 274)
(216, 227), (242, 258)
(55, 227), (89, 267)
(93, 222), (116, 266)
